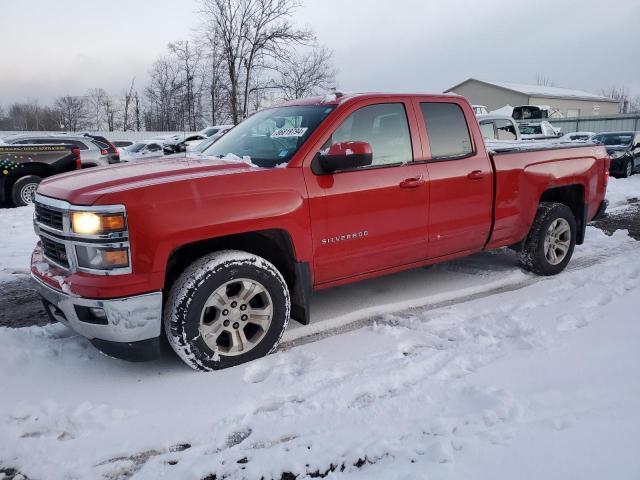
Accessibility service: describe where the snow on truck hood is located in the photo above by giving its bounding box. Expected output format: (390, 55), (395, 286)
(37, 155), (258, 206)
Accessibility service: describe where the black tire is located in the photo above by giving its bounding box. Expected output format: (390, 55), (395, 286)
(622, 160), (633, 178)
(164, 250), (290, 371)
(11, 175), (42, 207)
(518, 202), (576, 276)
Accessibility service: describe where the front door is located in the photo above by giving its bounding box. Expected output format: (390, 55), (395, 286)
(304, 101), (429, 284)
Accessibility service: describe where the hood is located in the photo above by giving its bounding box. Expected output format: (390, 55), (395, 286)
(37, 155), (257, 205)
(605, 145), (630, 154)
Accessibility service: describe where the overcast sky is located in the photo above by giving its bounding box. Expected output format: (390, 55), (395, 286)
(1, 0), (639, 105)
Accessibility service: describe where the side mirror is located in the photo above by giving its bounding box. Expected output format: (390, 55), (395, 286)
(314, 141), (373, 174)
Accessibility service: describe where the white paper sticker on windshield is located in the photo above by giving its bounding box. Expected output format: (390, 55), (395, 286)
(271, 127), (308, 138)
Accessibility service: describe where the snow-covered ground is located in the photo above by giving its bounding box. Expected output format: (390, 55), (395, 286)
(0, 177), (639, 479)
(0, 206), (37, 283)
(606, 175), (640, 210)
(0, 227), (639, 479)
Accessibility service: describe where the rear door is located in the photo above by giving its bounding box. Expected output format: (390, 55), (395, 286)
(303, 99), (429, 284)
(413, 99), (494, 258)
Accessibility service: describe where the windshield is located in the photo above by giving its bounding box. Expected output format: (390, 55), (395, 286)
(202, 105), (335, 168)
(128, 143), (147, 153)
(592, 133), (633, 146)
(195, 135), (220, 153)
(520, 125), (542, 135)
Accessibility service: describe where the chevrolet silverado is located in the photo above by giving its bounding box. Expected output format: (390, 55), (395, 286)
(30, 93), (609, 370)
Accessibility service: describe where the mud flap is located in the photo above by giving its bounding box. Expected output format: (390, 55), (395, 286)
(291, 262), (312, 325)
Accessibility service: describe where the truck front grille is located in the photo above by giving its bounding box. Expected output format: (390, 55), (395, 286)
(40, 236), (69, 268)
(35, 203), (64, 231)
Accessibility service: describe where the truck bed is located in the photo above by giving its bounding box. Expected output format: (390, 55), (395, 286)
(486, 142), (609, 250)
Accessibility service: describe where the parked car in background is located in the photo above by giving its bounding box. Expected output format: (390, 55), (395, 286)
(519, 121), (562, 140)
(119, 140), (165, 162)
(513, 105), (563, 120)
(162, 134), (209, 154)
(113, 140), (134, 149)
(472, 105), (489, 115)
(0, 144), (80, 206)
(476, 114), (522, 142)
(557, 132), (596, 143)
(84, 134), (120, 164)
(30, 92), (609, 368)
(591, 131), (640, 178)
(200, 125), (234, 138)
(2, 134), (118, 168)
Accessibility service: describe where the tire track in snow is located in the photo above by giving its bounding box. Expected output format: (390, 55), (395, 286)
(281, 235), (638, 350)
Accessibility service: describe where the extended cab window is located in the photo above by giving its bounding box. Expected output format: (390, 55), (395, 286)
(327, 103), (413, 166)
(495, 119), (517, 140)
(420, 103), (473, 159)
(480, 121), (496, 140)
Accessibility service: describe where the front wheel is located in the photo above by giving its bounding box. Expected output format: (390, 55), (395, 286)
(11, 175), (42, 206)
(164, 250), (290, 371)
(518, 202), (576, 276)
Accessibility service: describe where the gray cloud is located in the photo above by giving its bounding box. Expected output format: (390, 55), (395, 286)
(1, 0), (638, 104)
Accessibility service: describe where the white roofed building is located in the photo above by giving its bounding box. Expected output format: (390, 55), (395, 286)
(445, 78), (621, 118)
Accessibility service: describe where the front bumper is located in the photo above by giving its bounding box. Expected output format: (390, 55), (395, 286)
(32, 274), (163, 360)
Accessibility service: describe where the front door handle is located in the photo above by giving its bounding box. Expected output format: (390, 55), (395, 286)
(400, 176), (425, 188)
(467, 170), (490, 180)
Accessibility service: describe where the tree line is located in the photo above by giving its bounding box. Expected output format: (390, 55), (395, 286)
(0, 0), (335, 133)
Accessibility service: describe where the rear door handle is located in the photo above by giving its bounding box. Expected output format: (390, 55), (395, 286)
(399, 176), (426, 188)
(467, 170), (490, 180)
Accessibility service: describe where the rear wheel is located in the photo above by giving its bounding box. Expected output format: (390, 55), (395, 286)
(164, 250), (290, 371)
(518, 202), (576, 276)
(11, 175), (42, 206)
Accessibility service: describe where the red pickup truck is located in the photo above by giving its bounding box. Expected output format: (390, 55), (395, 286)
(30, 93), (609, 370)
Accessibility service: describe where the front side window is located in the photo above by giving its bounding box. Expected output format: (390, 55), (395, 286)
(325, 103), (413, 167)
(495, 119), (518, 140)
(202, 105), (335, 168)
(420, 103), (473, 159)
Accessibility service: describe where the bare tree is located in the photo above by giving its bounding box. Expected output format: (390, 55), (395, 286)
(169, 41), (204, 130)
(54, 95), (88, 131)
(276, 46), (335, 100)
(601, 85), (630, 113)
(122, 78), (136, 131)
(199, 26), (230, 125)
(535, 74), (555, 87)
(199, 0), (313, 123)
(145, 57), (184, 130)
(103, 96), (119, 132)
(134, 91), (142, 131)
(86, 88), (108, 131)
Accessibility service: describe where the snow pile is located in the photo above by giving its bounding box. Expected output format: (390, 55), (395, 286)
(0, 228), (639, 479)
(0, 206), (37, 282)
(606, 175), (640, 209)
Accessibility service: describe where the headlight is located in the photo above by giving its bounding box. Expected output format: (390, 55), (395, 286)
(75, 245), (129, 270)
(71, 211), (126, 235)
